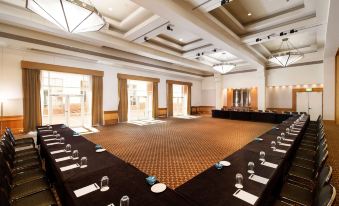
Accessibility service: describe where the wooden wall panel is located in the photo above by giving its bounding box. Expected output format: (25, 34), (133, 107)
(336, 54), (339, 124)
(158, 108), (168, 118)
(0, 116), (24, 134)
(103, 111), (118, 125)
(250, 87), (258, 110)
(227, 89), (233, 107)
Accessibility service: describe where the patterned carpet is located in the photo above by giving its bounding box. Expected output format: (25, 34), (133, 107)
(324, 122), (339, 203)
(84, 117), (273, 189)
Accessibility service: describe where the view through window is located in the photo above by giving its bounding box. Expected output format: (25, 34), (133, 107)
(41, 71), (92, 128)
(127, 80), (153, 121)
(173, 84), (188, 116)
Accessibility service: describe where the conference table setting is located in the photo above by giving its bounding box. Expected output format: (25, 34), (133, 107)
(36, 125), (194, 206)
(176, 114), (309, 206)
(36, 114), (308, 206)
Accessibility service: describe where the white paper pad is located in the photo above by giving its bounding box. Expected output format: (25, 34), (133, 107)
(249, 174), (269, 185)
(283, 138), (294, 142)
(289, 133), (298, 136)
(233, 189), (258, 205)
(51, 149), (65, 155)
(39, 130), (52, 132)
(55, 156), (71, 162)
(46, 142), (59, 146)
(74, 183), (99, 198)
(60, 164), (79, 172)
(44, 138), (57, 142)
(261, 161), (278, 169)
(42, 134), (54, 138)
(38, 127), (48, 130)
(274, 149), (287, 153)
(279, 143), (291, 147)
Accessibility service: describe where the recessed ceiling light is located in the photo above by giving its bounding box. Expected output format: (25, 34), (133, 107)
(179, 38), (183, 41)
(248, 12), (252, 16)
(108, 7), (113, 11)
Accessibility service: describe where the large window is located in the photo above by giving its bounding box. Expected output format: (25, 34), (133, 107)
(127, 80), (153, 121)
(173, 84), (188, 116)
(41, 71), (92, 127)
(233, 89), (251, 107)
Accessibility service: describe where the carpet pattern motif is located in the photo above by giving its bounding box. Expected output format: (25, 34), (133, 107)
(84, 117), (273, 189)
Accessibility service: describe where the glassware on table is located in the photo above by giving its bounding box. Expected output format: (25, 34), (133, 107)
(281, 133), (285, 138)
(53, 131), (57, 135)
(59, 137), (65, 144)
(247, 162), (255, 174)
(72, 150), (79, 160)
(271, 141), (276, 150)
(55, 134), (61, 139)
(235, 173), (243, 189)
(100, 176), (110, 192)
(48, 125), (52, 130)
(120, 195), (130, 206)
(80, 157), (87, 168)
(259, 151), (265, 162)
(277, 136), (282, 144)
(286, 128), (290, 134)
(65, 144), (71, 153)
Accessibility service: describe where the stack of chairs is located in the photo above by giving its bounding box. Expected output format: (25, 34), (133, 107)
(0, 128), (57, 206)
(275, 116), (336, 206)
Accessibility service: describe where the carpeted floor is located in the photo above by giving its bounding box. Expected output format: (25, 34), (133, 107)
(84, 117), (273, 189)
(324, 122), (339, 203)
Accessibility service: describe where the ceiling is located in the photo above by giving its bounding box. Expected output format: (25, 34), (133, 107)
(0, 0), (334, 75)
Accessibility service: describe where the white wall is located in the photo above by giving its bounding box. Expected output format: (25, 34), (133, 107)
(323, 57), (335, 120)
(266, 87), (293, 108)
(201, 76), (216, 106)
(0, 47), (202, 116)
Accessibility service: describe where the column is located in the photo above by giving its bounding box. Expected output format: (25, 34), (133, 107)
(256, 67), (266, 111)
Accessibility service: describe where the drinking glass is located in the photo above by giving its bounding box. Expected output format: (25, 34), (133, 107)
(120, 195), (130, 206)
(80, 157), (87, 168)
(48, 125), (52, 130)
(59, 137), (65, 144)
(277, 136), (282, 144)
(72, 150), (79, 160)
(259, 151), (265, 162)
(55, 134), (61, 139)
(271, 141), (276, 150)
(100, 176), (110, 192)
(235, 173), (243, 189)
(53, 131), (57, 135)
(65, 144), (71, 153)
(281, 133), (285, 138)
(286, 128), (290, 134)
(247, 162), (255, 174)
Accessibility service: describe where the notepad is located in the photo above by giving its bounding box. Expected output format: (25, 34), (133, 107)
(279, 143), (291, 147)
(42, 134), (54, 138)
(249, 174), (269, 185)
(289, 133), (298, 136)
(274, 149), (287, 153)
(51, 149), (65, 155)
(261, 161), (278, 169)
(46, 142), (59, 146)
(60, 164), (79, 172)
(283, 138), (294, 142)
(44, 138), (57, 142)
(233, 189), (258, 205)
(55, 156), (71, 162)
(39, 130), (52, 132)
(74, 183), (99, 198)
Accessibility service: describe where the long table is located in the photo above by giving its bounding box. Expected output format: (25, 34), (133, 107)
(212, 110), (291, 124)
(37, 125), (194, 206)
(175, 116), (309, 206)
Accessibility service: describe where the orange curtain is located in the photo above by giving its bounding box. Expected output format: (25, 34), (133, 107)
(167, 83), (173, 117)
(92, 76), (103, 126)
(152, 82), (159, 118)
(187, 85), (192, 115)
(118, 78), (128, 122)
(22, 68), (42, 132)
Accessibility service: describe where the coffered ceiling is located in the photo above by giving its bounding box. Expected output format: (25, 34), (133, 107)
(0, 0), (334, 76)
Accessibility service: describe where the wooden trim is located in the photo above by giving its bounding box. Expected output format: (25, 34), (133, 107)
(324, 120), (336, 125)
(0, 115), (24, 134)
(292, 88), (323, 113)
(336, 54), (339, 124)
(266, 108), (294, 113)
(191, 106), (215, 115)
(166, 80), (192, 86)
(158, 108), (167, 118)
(21, 61), (104, 77)
(117, 73), (160, 83)
(103, 111), (118, 125)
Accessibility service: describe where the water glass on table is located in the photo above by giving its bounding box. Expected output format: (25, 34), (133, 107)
(120, 195), (130, 206)
(247, 162), (255, 174)
(100, 176), (110, 192)
(80, 157), (87, 168)
(59, 137), (65, 144)
(259, 151), (265, 162)
(65, 144), (71, 153)
(276, 136), (282, 144)
(271, 141), (276, 150)
(235, 173), (243, 189)
(53, 131), (57, 135)
(72, 150), (79, 160)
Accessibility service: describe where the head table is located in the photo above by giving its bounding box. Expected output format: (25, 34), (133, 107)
(37, 114), (308, 206)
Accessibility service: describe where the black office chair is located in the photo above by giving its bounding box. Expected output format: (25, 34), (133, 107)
(4, 128), (34, 149)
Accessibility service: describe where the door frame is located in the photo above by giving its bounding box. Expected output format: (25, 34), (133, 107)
(292, 87), (323, 115)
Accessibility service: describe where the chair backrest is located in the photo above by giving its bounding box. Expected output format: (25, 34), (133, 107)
(315, 165), (332, 192)
(315, 149), (328, 178)
(0, 187), (10, 206)
(313, 184), (336, 206)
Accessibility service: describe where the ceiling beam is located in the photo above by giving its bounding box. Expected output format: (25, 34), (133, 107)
(132, 0), (265, 67)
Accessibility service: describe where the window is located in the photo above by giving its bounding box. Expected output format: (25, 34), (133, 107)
(173, 84), (188, 116)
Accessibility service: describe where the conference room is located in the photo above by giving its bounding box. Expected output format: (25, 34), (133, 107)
(0, 0), (338, 205)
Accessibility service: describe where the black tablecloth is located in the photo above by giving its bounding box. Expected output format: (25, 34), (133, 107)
(176, 116), (309, 206)
(37, 125), (195, 206)
(212, 110), (291, 124)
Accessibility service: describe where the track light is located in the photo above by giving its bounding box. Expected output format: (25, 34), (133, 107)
(256, 38), (262, 42)
(221, 0), (230, 5)
(166, 25), (173, 31)
(290, 29), (297, 34)
(213, 48), (217, 52)
(144, 36), (149, 42)
(197, 53), (201, 56)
